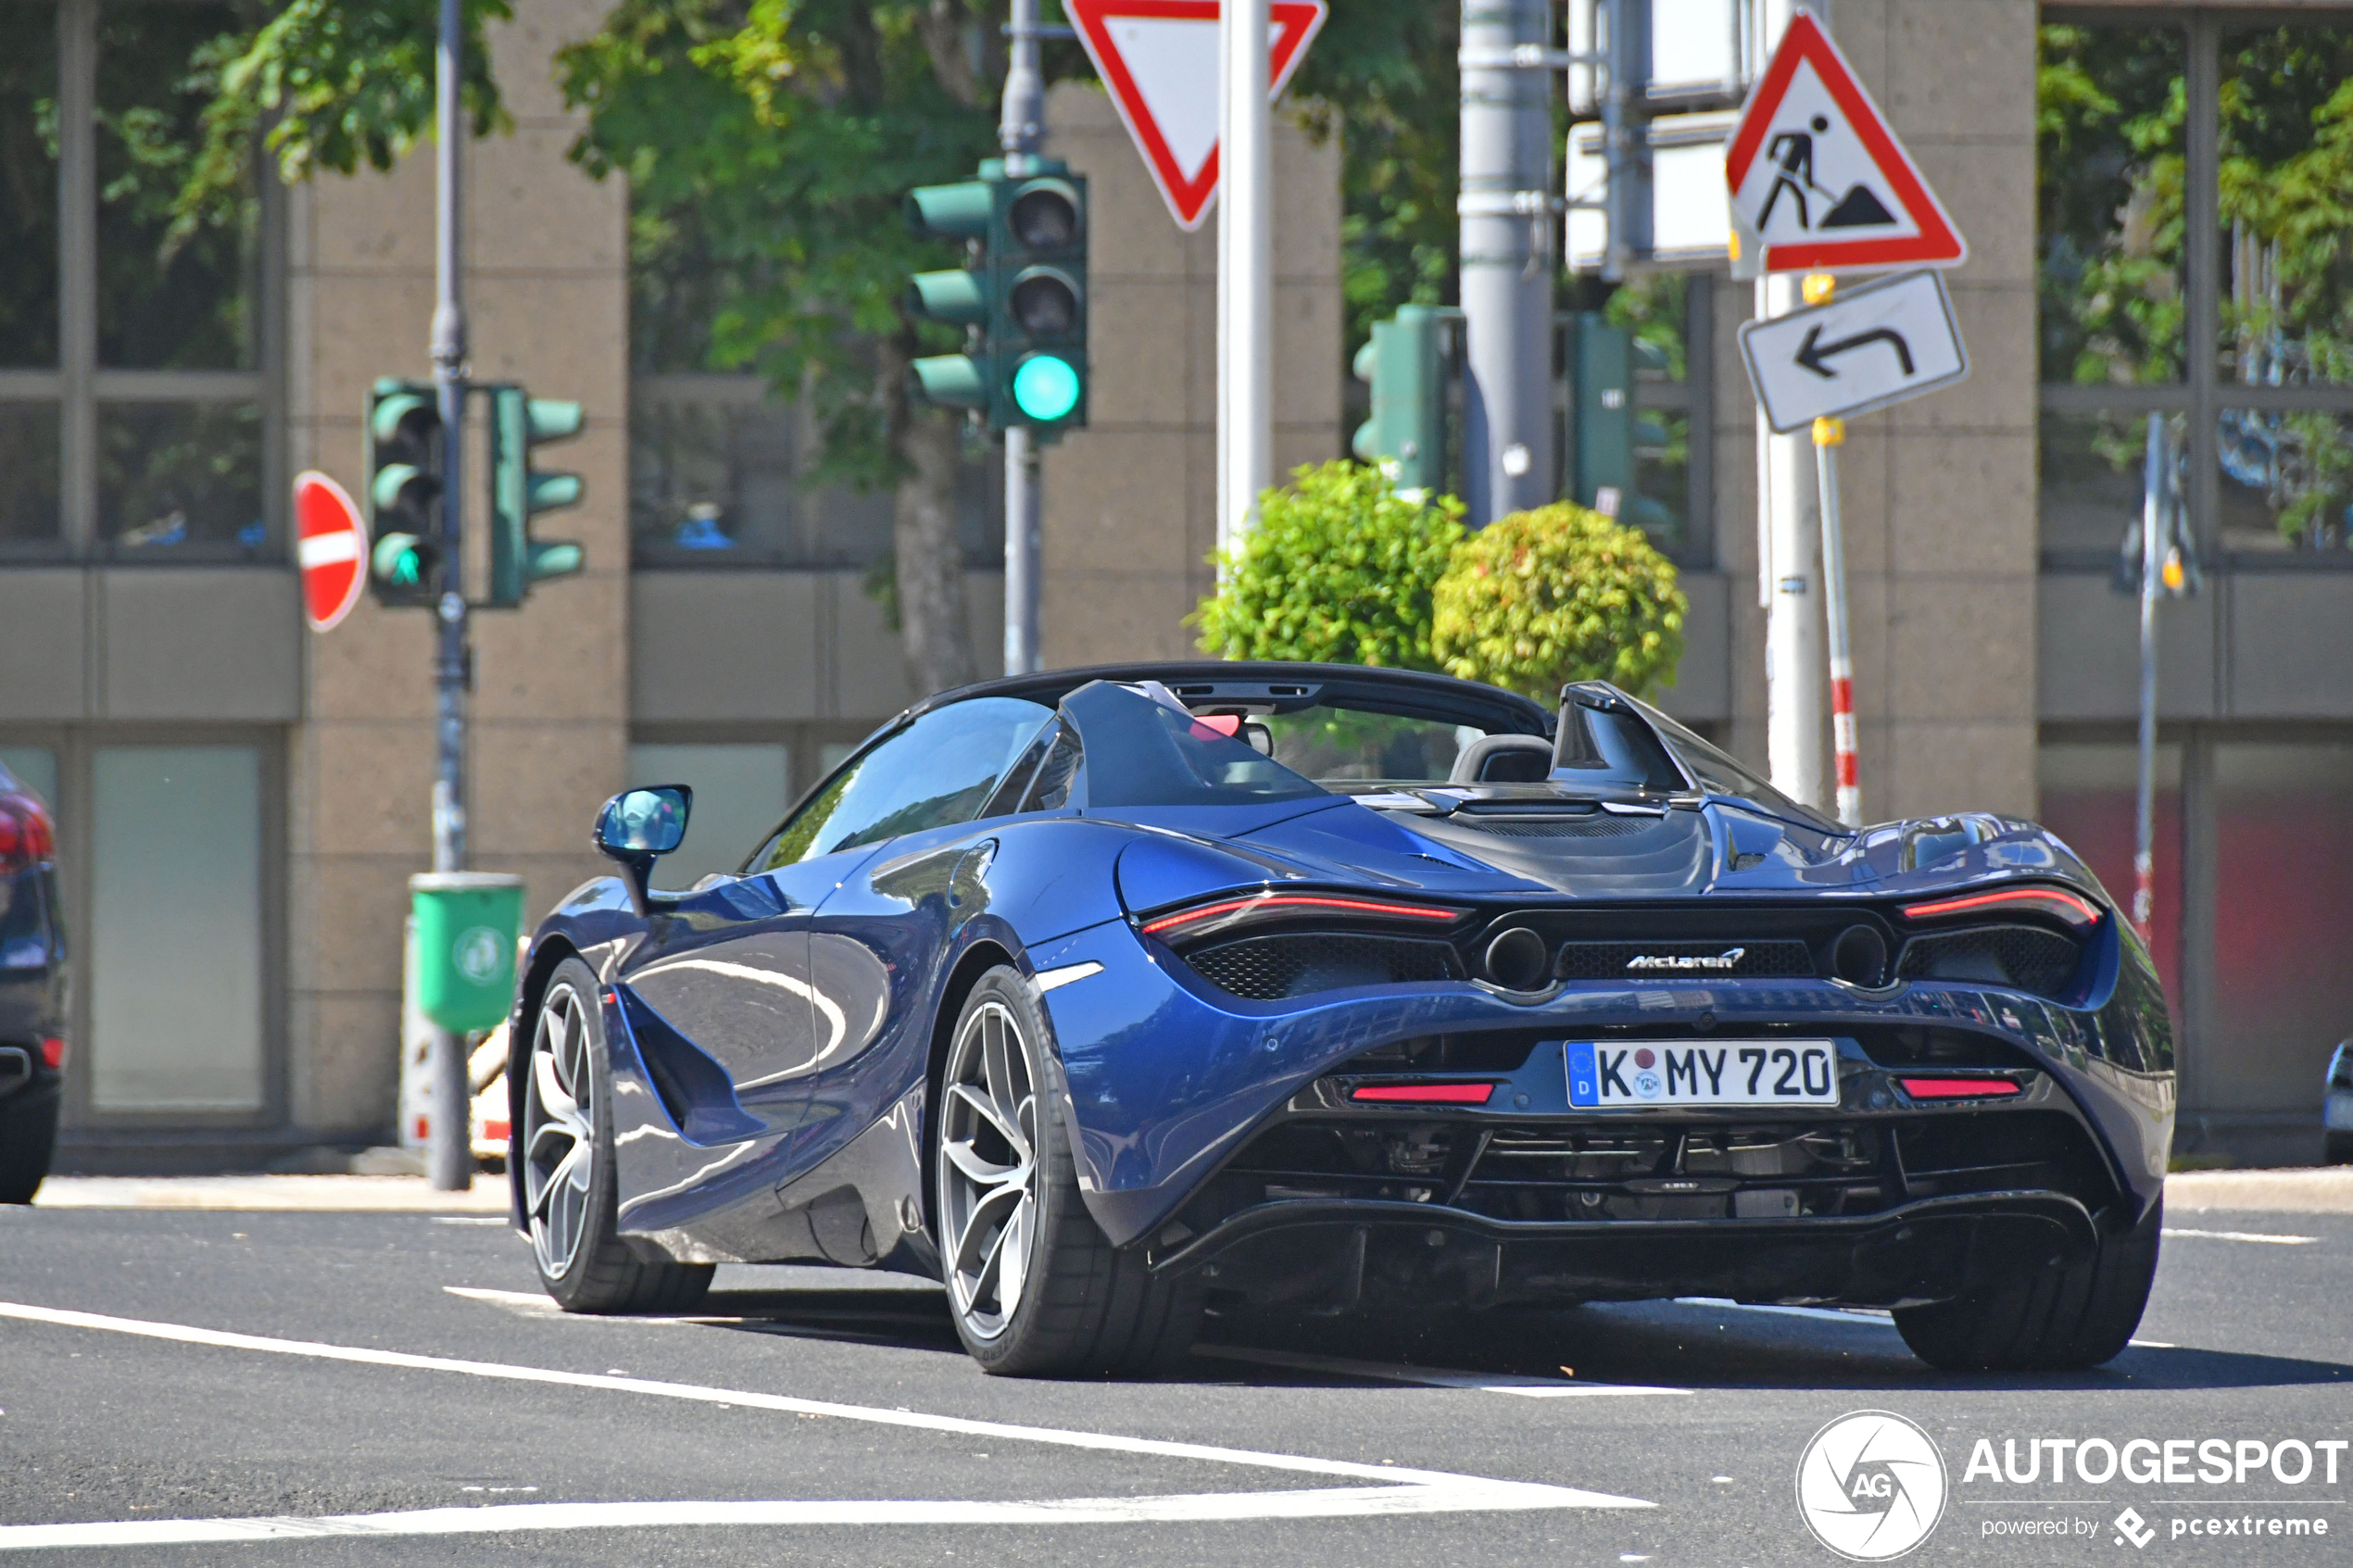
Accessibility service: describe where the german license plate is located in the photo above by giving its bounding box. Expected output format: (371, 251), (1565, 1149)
(1564, 1040), (1839, 1110)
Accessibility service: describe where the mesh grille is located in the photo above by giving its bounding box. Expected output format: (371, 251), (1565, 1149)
(1460, 815), (1654, 839)
(1899, 927), (2081, 997)
(1553, 939), (1816, 980)
(1185, 933), (1460, 1000)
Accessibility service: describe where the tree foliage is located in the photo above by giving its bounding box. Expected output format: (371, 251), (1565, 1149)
(1193, 461), (1465, 671)
(1430, 502), (1685, 702)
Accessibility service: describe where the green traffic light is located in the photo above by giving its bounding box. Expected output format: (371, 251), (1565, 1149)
(1011, 355), (1081, 422)
(372, 533), (430, 587)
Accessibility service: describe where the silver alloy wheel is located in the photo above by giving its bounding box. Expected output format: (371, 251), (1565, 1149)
(523, 980), (597, 1280)
(937, 997), (1040, 1339)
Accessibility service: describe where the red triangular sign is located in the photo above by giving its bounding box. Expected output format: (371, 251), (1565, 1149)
(1068, 0), (1327, 232)
(1724, 11), (1965, 274)
(295, 470), (367, 633)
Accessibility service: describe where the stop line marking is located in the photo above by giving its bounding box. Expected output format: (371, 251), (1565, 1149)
(0, 1299), (1649, 1550)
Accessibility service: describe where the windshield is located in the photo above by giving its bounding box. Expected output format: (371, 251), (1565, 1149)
(1063, 682), (1326, 807)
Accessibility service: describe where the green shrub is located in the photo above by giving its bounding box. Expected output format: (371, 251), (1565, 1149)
(1431, 502), (1685, 701)
(1193, 460), (1466, 669)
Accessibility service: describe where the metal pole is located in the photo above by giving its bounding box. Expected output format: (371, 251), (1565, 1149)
(1000, 0), (1046, 673)
(2134, 411), (2163, 941)
(427, 0), (472, 1192)
(1218, 0), (1272, 555)
(1457, 0), (1555, 525)
(1814, 416), (1859, 827)
(1762, 270), (1825, 808)
(1755, 276), (1774, 610)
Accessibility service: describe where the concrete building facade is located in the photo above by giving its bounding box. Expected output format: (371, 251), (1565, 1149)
(2, 0), (2348, 1169)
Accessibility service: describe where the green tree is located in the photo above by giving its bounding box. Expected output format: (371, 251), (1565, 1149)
(1430, 502), (1684, 702)
(1193, 460), (1465, 671)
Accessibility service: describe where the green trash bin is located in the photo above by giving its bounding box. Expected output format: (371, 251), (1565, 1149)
(409, 872), (526, 1034)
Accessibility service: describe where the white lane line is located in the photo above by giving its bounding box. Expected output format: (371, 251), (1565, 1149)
(1194, 1344), (1689, 1399)
(1674, 1298), (2173, 1348)
(431, 1217), (510, 1227)
(2161, 1227), (2318, 1246)
(445, 1285), (560, 1314)
(0, 1485), (1610, 1551)
(0, 1300), (1647, 1516)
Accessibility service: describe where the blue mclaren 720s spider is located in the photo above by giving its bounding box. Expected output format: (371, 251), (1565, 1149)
(507, 662), (2173, 1377)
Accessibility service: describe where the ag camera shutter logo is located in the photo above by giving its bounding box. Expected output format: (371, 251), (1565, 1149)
(1795, 1411), (1948, 1560)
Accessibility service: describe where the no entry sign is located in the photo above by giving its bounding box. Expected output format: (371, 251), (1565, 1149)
(295, 470), (367, 633)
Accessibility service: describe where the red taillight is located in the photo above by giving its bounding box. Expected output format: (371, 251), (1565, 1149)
(38, 1038), (65, 1071)
(1140, 893), (1461, 937)
(0, 794), (54, 872)
(1191, 713), (1241, 738)
(1897, 1076), (2023, 1100)
(1901, 886), (2100, 930)
(1350, 1082), (1499, 1105)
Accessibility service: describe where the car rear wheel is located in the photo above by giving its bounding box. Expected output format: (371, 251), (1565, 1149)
(523, 959), (713, 1314)
(2326, 1132), (2353, 1165)
(1893, 1198), (2161, 1372)
(933, 966), (1202, 1376)
(0, 1087), (58, 1205)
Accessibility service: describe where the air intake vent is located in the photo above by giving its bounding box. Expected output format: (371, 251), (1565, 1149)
(1898, 926), (2081, 997)
(1186, 934), (1460, 1001)
(1464, 816), (1655, 839)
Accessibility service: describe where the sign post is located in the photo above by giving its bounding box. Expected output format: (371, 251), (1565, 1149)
(1727, 6), (1968, 827)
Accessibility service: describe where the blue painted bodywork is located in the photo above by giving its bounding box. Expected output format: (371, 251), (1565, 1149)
(506, 663), (2173, 1301)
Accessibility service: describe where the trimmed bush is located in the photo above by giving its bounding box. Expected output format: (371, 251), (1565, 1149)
(1430, 502), (1685, 701)
(1193, 461), (1466, 670)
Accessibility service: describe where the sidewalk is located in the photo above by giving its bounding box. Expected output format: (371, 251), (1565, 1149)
(33, 1175), (510, 1213)
(2165, 1166), (2353, 1213)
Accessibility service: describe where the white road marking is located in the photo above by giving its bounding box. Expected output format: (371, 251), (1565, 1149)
(1676, 1297), (2172, 1348)
(431, 1216), (510, 1227)
(2161, 1227), (2318, 1246)
(444, 1286), (561, 1316)
(0, 1298), (1648, 1549)
(0, 1485), (1622, 1551)
(1194, 1344), (1688, 1399)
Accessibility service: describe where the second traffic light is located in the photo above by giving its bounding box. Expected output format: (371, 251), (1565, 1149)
(1352, 306), (1461, 496)
(484, 386), (585, 609)
(365, 378), (445, 607)
(904, 160), (1088, 436)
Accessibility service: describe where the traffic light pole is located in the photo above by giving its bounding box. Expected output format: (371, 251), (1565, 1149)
(428, 0), (472, 1192)
(1000, 0), (1045, 675)
(1217, 0), (1272, 556)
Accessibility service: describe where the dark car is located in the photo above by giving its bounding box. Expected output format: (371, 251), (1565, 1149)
(508, 663), (2174, 1377)
(0, 760), (65, 1204)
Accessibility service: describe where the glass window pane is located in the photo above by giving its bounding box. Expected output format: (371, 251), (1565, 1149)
(2216, 408), (2353, 556)
(2039, 408), (2171, 565)
(2209, 742), (2353, 1115)
(98, 400), (264, 554)
(90, 745), (264, 1111)
(0, 401), (61, 547)
(2035, 742), (2183, 1019)
(2036, 22), (2186, 383)
(626, 743), (791, 892)
(0, 0), (58, 366)
(2219, 24), (2353, 387)
(95, 1), (255, 370)
(0, 745), (57, 809)
(752, 698), (1054, 869)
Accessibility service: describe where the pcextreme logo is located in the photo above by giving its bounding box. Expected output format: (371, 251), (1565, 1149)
(1796, 1411), (1949, 1560)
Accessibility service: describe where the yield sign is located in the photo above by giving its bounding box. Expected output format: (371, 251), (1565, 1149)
(294, 470), (367, 633)
(1067, 0), (1327, 231)
(1724, 11), (1965, 274)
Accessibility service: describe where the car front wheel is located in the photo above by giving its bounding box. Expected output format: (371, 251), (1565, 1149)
(933, 966), (1201, 1376)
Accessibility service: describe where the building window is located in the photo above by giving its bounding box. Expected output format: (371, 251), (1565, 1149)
(2040, 10), (2353, 568)
(0, 0), (275, 563)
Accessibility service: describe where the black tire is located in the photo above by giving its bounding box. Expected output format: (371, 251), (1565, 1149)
(933, 967), (1202, 1377)
(1894, 1198), (2162, 1372)
(0, 1087), (59, 1205)
(522, 958), (713, 1314)
(2326, 1132), (2353, 1166)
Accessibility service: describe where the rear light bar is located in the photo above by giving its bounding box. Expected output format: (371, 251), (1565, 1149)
(38, 1037), (65, 1072)
(1901, 886), (2101, 931)
(1139, 893), (1462, 937)
(0, 793), (54, 872)
(1350, 1082), (1499, 1106)
(1897, 1076), (2023, 1100)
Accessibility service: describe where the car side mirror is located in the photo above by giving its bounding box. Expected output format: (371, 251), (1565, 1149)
(594, 785), (692, 914)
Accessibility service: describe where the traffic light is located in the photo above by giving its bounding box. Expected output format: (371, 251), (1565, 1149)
(993, 168), (1088, 433)
(365, 377), (444, 607)
(904, 160), (1089, 435)
(484, 386), (585, 609)
(1565, 314), (1673, 529)
(1351, 305), (1460, 495)
(905, 174), (998, 414)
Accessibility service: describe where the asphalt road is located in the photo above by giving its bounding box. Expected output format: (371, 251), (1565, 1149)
(2, 1203), (2348, 1565)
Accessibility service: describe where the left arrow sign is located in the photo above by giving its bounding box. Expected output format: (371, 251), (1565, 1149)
(1737, 270), (1968, 433)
